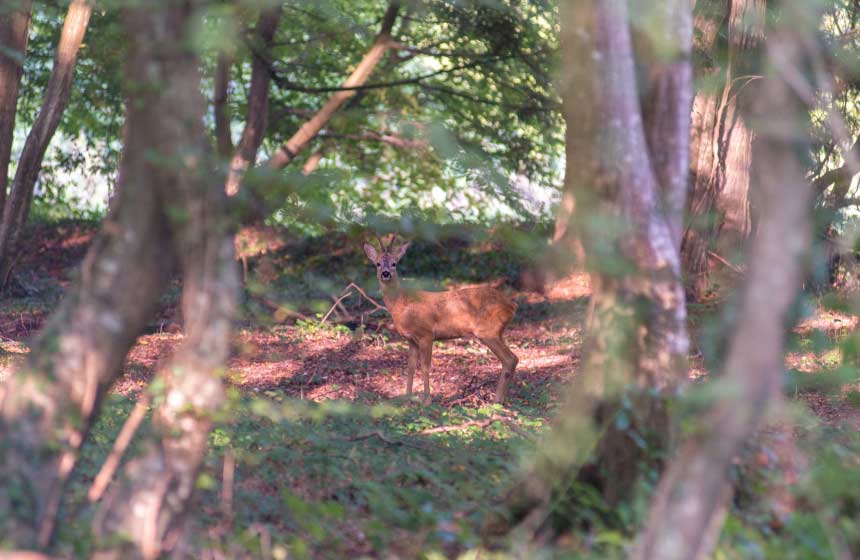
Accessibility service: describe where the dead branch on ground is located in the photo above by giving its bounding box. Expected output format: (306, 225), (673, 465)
(320, 282), (388, 326)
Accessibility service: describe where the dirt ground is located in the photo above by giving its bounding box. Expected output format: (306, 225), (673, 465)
(0, 224), (591, 412)
(1, 222), (857, 427)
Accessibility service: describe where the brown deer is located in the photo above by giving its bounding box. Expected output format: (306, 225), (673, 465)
(363, 236), (518, 404)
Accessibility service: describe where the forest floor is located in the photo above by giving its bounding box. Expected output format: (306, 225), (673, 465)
(2, 221), (860, 558)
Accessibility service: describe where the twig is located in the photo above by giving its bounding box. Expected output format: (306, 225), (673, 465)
(707, 251), (745, 275)
(88, 395), (151, 502)
(334, 298), (351, 319)
(251, 294), (311, 322)
(337, 429), (425, 449)
(445, 377), (497, 405)
(321, 288), (358, 324)
(417, 415), (504, 435)
(347, 282), (387, 312)
(320, 282), (387, 324)
(348, 430), (401, 443)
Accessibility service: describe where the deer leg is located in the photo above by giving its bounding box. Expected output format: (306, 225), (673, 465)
(418, 339), (433, 404)
(406, 340), (418, 397)
(479, 337), (519, 403)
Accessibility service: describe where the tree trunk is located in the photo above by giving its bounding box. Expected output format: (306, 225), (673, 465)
(577, 0), (692, 503)
(0, 1), (237, 555)
(681, 0), (766, 300)
(0, 0), (92, 288)
(266, 1), (400, 170)
(214, 51), (234, 160)
(632, 9), (813, 557)
(223, 6), (281, 195)
(0, 0), (32, 213)
(90, 4), (239, 557)
(0, 89), (171, 556)
(493, 0), (691, 533)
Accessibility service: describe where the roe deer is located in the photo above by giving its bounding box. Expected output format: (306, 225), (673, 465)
(363, 236), (518, 404)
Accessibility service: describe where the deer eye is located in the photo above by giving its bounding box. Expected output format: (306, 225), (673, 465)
(376, 263), (381, 267)
(392, 262), (397, 266)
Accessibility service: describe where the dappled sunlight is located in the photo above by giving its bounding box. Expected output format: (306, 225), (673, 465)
(795, 307), (859, 337)
(7, 0), (860, 556)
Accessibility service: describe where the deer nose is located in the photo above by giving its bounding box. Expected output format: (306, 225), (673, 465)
(381, 270), (391, 279)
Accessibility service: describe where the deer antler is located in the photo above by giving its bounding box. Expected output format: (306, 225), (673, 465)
(372, 233), (398, 252)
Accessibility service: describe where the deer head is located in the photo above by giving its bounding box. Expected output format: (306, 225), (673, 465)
(364, 235), (411, 285)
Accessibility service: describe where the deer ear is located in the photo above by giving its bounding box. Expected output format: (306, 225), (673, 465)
(394, 242), (411, 260)
(363, 243), (378, 262)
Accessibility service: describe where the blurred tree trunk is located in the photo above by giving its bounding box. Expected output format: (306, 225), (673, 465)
(0, 1), (237, 556)
(575, 0), (691, 505)
(0, 0), (32, 213)
(493, 0), (691, 534)
(266, 1), (400, 169)
(0, 0), (92, 289)
(633, 7), (813, 558)
(92, 4), (238, 555)
(223, 6), (281, 195)
(681, 0), (765, 300)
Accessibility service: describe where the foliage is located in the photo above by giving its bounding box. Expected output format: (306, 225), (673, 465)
(46, 392), (544, 558)
(13, 0), (562, 225)
(11, 0), (860, 557)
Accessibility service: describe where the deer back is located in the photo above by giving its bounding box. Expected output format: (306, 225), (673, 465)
(386, 286), (515, 342)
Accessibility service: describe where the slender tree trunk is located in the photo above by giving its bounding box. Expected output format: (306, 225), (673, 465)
(681, 0), (766, 300)
(266, 1), (400, 170)
(214, 51), (234, 160)
(0, 1), (237, 555)
(0, 0), (92, 288)
(632, 8), (813, 557)
(223, 6), (281, 195)
(0, 0), (32, 213)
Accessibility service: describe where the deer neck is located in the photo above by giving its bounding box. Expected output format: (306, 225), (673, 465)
(380, 278), (407, 308)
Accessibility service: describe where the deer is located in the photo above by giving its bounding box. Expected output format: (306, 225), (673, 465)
(363, 235), (519, 404)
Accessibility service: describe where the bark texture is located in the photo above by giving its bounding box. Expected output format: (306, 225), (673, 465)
(0, 0), (92, 287)
(90, 4), (238, 557)
(266, 2), (400, 170)
(572, 0), (691, 504)
(223, 6), (281, 195)
(681, 0), (766, 299)
(0, 2), (237, 556)
(0, 96), (169, 554)
(0, 0), (32, 212)
(495, 0), (691, 532)
(632, 11), (813, 559)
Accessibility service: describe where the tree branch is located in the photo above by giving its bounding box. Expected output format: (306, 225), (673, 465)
(225, 6), (282, 195)
(268, 56), (496, 94)
(266, 1), (401, 170)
